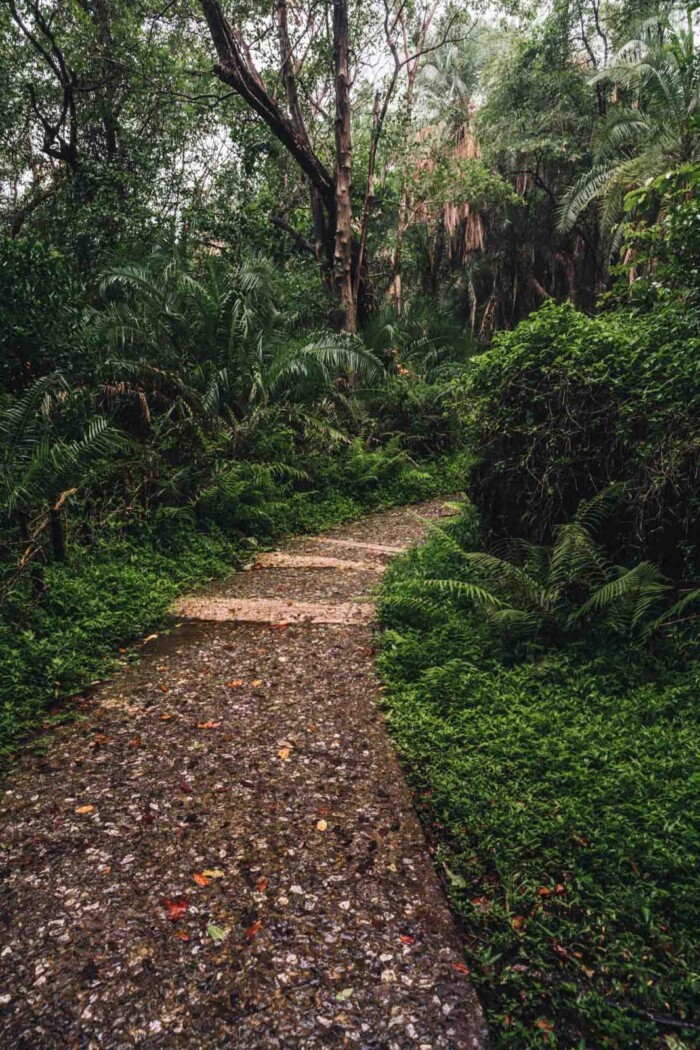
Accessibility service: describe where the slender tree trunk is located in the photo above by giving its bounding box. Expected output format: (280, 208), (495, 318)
(332, 0), (357, 333)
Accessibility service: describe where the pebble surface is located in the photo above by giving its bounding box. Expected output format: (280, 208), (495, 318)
(0, 499), (487, 1049)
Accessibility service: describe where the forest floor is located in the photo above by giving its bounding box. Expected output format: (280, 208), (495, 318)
(0, 498), (487, 1050)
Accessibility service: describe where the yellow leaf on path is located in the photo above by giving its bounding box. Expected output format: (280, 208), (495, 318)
(75, 805), (94, 815)
(143, 634), (158, 644)
(316, 819), (328, 832)
(227, 680), (244, 688)
(278, 746), (291, 761)
(202, 869), (225, 879)
(251, 679), (262, 687)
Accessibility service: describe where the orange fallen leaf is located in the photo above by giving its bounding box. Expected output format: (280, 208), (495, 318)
(159, 684), (169, 693)
(176, 931), (190, 942)
(537, 886), (551, 898)
(251, 679), (262, 687)
(119, 647), (128, 654)
(316, 819), (328, 832)
(227, 680), (244, 688)
(512, 915), (525, 929)
(161, 713), (173, 721)
(278, 746), (291, 761)
(163, 897), (188, 921)
(193, 873), (211, 887)
(554, 883), (566, 895)
(245, 920), (262, 941)
(197, 721), (221, 730)
(75, 805), (94, 815)
(400, 934), (415, 945)
(453, 961), (470, 974)
(536, 1019), (554, 1033)
(256, 877), (269, 892)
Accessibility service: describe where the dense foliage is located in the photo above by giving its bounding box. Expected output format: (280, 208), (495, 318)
(464, 299), (700, 577)
(378, 506), (700, 1048)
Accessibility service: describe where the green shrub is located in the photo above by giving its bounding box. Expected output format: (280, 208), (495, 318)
(464, 300), (700, 577)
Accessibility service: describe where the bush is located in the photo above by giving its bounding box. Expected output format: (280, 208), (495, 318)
(464, 300), (700, 577)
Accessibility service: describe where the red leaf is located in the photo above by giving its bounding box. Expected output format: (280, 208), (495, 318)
(452, 961), (470, 974)
(256, 877), (269, 893)
(163, 897), (188, 921)
(245, 920), (262, 941)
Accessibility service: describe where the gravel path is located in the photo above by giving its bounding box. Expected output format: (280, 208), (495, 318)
(0, 499), (487, 1049)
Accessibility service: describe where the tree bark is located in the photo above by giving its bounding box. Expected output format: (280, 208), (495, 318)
(332, 0), (357, 332)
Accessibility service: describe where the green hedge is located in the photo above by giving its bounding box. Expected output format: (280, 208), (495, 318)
(463, 301), (700, 577)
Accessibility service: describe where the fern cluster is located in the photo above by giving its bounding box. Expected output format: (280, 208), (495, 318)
(390, 491), (699, 649)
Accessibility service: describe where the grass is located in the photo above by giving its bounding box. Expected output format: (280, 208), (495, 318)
(377, 505), (700, 1048)
(0, 450), (469, 758)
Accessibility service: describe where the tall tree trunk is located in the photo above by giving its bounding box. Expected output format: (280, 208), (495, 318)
(332, 0), (357, 333)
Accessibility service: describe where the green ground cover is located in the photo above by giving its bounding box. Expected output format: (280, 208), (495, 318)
(378, 507), (700, 1048)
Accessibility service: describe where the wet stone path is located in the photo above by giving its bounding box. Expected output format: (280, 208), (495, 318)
(0, 499), (487, 1049)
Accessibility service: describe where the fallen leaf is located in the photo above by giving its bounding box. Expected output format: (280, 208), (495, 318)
(227, 680), (244, 688)
(163, 898), (188, 921)
(536, 1019), (554, 1033)
(335, 988), (353, 1002)
(179, 780), (193, 794)
(206, 923), (227, 942)
(161, 714), (173, 721)
(245, 920), (262, 941)
(256, 877), (269, 892)
(143, 634), (158, 644)
(452, 961), (470, 974)
(251, 679), (262, 687)
(158, 684), (169, 694)
(202, 869), (225, 879)
(512, 915), (525, 929)
(197, 721), (221, 730)
(400, 934), (415, 945)
(75, 805), (94, 815)
(193, 873), (211, 887)
(277, 746), (291, 761)
(119, 648), (128, 654)
(537, 886), (551, 898)
(316, 819), (328, 832)
(176, 931), (190, 942)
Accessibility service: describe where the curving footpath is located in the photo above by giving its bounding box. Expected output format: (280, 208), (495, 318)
(0, 499), (487, 1049)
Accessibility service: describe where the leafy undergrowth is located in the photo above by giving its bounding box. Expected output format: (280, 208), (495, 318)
(0, 451), (467, 758)
(377, 507), (700, 1048)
